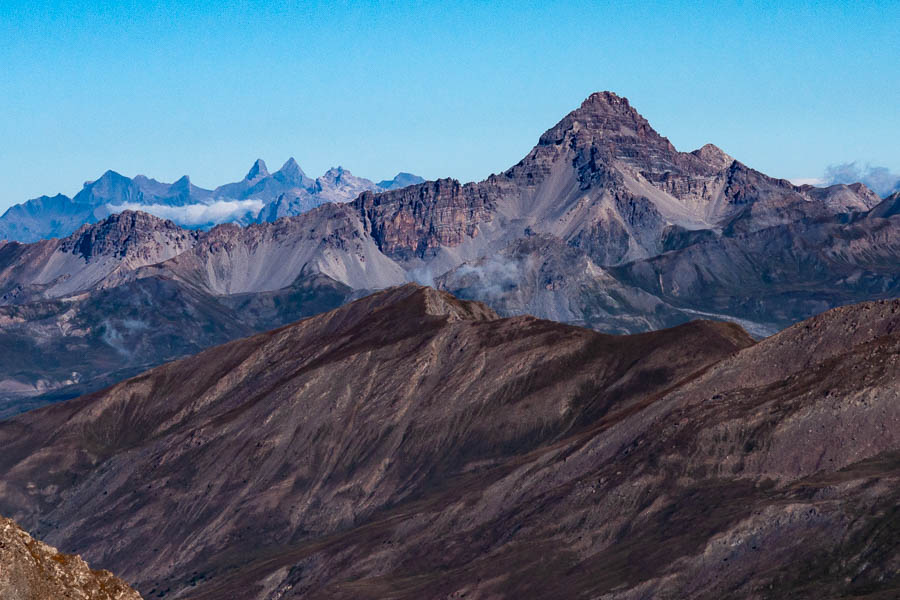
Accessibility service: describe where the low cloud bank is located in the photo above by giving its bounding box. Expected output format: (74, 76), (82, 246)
(824, 163), (900, 197)
(106, 199), (264, 226)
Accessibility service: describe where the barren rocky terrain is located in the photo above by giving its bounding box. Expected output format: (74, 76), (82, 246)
(0, 285), (897, 599)
(0, 514), (141, 599)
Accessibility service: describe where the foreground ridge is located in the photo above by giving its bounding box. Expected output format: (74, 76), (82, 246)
(0, 287), (897, 598)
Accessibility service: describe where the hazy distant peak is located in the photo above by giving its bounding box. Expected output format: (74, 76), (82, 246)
(245, 158), (269, 180)
(170, 174), (192, 189)
(377, 172), (426, 190)
(278, 157), (306, 179)
(86, 169), (129, 187)
(320, 166), (349, 182)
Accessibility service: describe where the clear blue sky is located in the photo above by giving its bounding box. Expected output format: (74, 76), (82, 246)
(1, 1), (898, 209)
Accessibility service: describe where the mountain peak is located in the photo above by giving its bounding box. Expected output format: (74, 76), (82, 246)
(172, 174), (192, 188)
(377, 172), (426, 190)
(245, 159), (269, 181)
(87, 169), (129, 187)
(333, 284), (499, 329)
(278, 157), (306, 179)
(60, 210), (191, 261)
(691, 143), (734, 170)
(538, 90), (660, 147)
(579, 91), (635, 115)
(321, 166), (348, 183)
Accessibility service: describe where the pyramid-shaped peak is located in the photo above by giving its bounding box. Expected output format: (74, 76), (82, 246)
(246, 159), (269, 180)
(92, 169), (129, 184)
(278, 157), (306, 178)
(538, 91), (663, 147)
(82, 170), (132, 193)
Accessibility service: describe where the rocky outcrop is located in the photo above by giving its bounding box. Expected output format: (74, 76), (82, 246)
(354, 178), (496, 260)
(0, 211), (197, 305)
(60, 210), (197, 263)
(0, 515), (141, 600)
(690, 143), (733, 169)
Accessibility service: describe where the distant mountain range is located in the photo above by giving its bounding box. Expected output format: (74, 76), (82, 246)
(1, 91), (899, 414)
(1, 285), (898, 598)
(0, 159), (424, 242)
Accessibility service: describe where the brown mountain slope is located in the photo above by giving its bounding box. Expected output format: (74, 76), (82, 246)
(0, 284), (753, 598)
(0, 515), (141, 600)
(1, 287), (898, 598)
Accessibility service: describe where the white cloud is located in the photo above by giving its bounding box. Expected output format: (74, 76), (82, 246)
(823, 163), (900, 197)
(789, 177), (826, 186)
(106, 200), (265, 226)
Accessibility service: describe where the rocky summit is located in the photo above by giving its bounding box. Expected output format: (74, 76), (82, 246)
(0, 285), (897, 598)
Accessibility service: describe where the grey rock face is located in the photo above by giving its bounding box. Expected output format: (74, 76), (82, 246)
(437, 233), (696, 334)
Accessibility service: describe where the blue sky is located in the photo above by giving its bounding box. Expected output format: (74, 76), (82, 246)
(1, 1), (898, 209)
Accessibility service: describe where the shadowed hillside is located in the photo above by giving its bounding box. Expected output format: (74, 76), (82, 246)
(0, 286), (897, 598)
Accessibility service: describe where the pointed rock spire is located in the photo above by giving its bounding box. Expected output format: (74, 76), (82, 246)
(172, 175), (192, 188)
(245, 159), (269, 181)
(278, 157), (306, 180)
